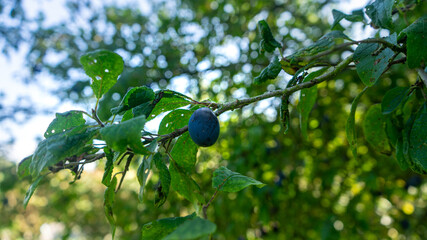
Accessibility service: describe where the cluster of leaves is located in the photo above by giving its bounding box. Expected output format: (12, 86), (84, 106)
(253, 0), (426, 175)
(15, 0), (426, 239)
(18, 50), (265, 239)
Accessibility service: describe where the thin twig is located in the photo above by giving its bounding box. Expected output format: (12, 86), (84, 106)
(355, 39), (404, 53)
(202, 174), (237, 219)
(392, 3), (415, 15)
(92, 109), (105, 127)
(116, 152), (130, 165)
(116, 153), (134, 193)
(50, 153), (106, 170)
(78, 110), (95, 120)
(382, 56), (407, 75)
(202, 188), (220, 219)
(304, 42), (354, 62)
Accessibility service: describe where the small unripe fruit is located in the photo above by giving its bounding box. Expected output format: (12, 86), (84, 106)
(188, 107), (220, 147)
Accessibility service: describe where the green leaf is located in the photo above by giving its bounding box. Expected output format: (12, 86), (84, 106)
(161, 89), (194, 101)
(133, 102), (155, 118)
(365, 0), (393, 29)
(331, 9), (364, 29)
(100, 115), (150, 155)
(363, 104), (392, 155)
(18, 155), (32, 179)
(80, 50), (124, 99)
(281, 31), (349, 74)
(153, 153), (171, 208)
(402, 112), (419, 173)
(258, 20), (281, 53)
(346, 87), (369, 159)
(402, 91), (422, 119)
(354, 33), (397, 86)
(395, 137), (409, 170)
(111, 86), (155, 115)
(121, 109), (134, 122)
(170, 132), (198, 173)
(23, 175), (43, 209)
(148, 90), (191, 120)
(164, 217), (217, 240)
(385, 117), (400, 149)
(280, 96), (290, 134)
(44, 111), (86, 138)
(104, 176), (117, 239)
(30, 125), (98, 177)
(399, 15), (427, 68)
(409, 102), (427, 173)
(137, 155), (151, 201)
(284, 31), (349, 62)
(132, 89), (191, 119)
(169, 162), (204, 204)
(141, 213), (196, 240)
(102, 147), (119, 187)
(254, 56), (282, 84)
(212, 166), (265, 192)
(381, 87), (410, 114)
(137, 141), (158, 202)
(158, 109), (193, 135)
(298, 69), (325, 139)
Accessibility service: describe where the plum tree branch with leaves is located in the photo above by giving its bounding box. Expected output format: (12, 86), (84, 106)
(17, 1), (426, 239)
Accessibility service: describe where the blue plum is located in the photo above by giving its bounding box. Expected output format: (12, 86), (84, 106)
(188, 107), (220, 147)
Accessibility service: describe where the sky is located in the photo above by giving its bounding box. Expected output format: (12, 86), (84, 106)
(0, 0), (371, 163)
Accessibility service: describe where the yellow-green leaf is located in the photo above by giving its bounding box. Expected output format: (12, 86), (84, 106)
(80, 50), (124, 99)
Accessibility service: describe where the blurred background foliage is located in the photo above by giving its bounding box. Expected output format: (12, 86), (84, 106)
(1, 0), (426, 239)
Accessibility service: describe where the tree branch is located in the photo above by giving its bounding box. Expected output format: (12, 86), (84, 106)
(92, 109), (105, 127)
(216, 55), (354, 115)
(158, 126), (189, 143)
(354, 39), (404, 53)
(49, 152), (106, 170)
(283, 38), (403, 67)
(52, 55), (354, 171)
(304, 42), (354, 63)
(157, 55), (353, 144)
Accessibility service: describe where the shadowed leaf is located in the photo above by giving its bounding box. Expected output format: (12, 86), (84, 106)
(100, 115), (150, 155)
(111, 86), (155, 115)
(23, 175), (43, 209)
(354, 33), (396, 86)
(153, 153), (171, 208)
(363, 104), (392, 154)
(212, 166), (265, 192)
(164, 217), (217, 240)
(399, 16), (427, 68)
(258, 20), (281, 53)
(141, 213), (196, 240)
(254, 56), (282, 84)
(365, 0), (393, 29)
(346, 87), (369, 158)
